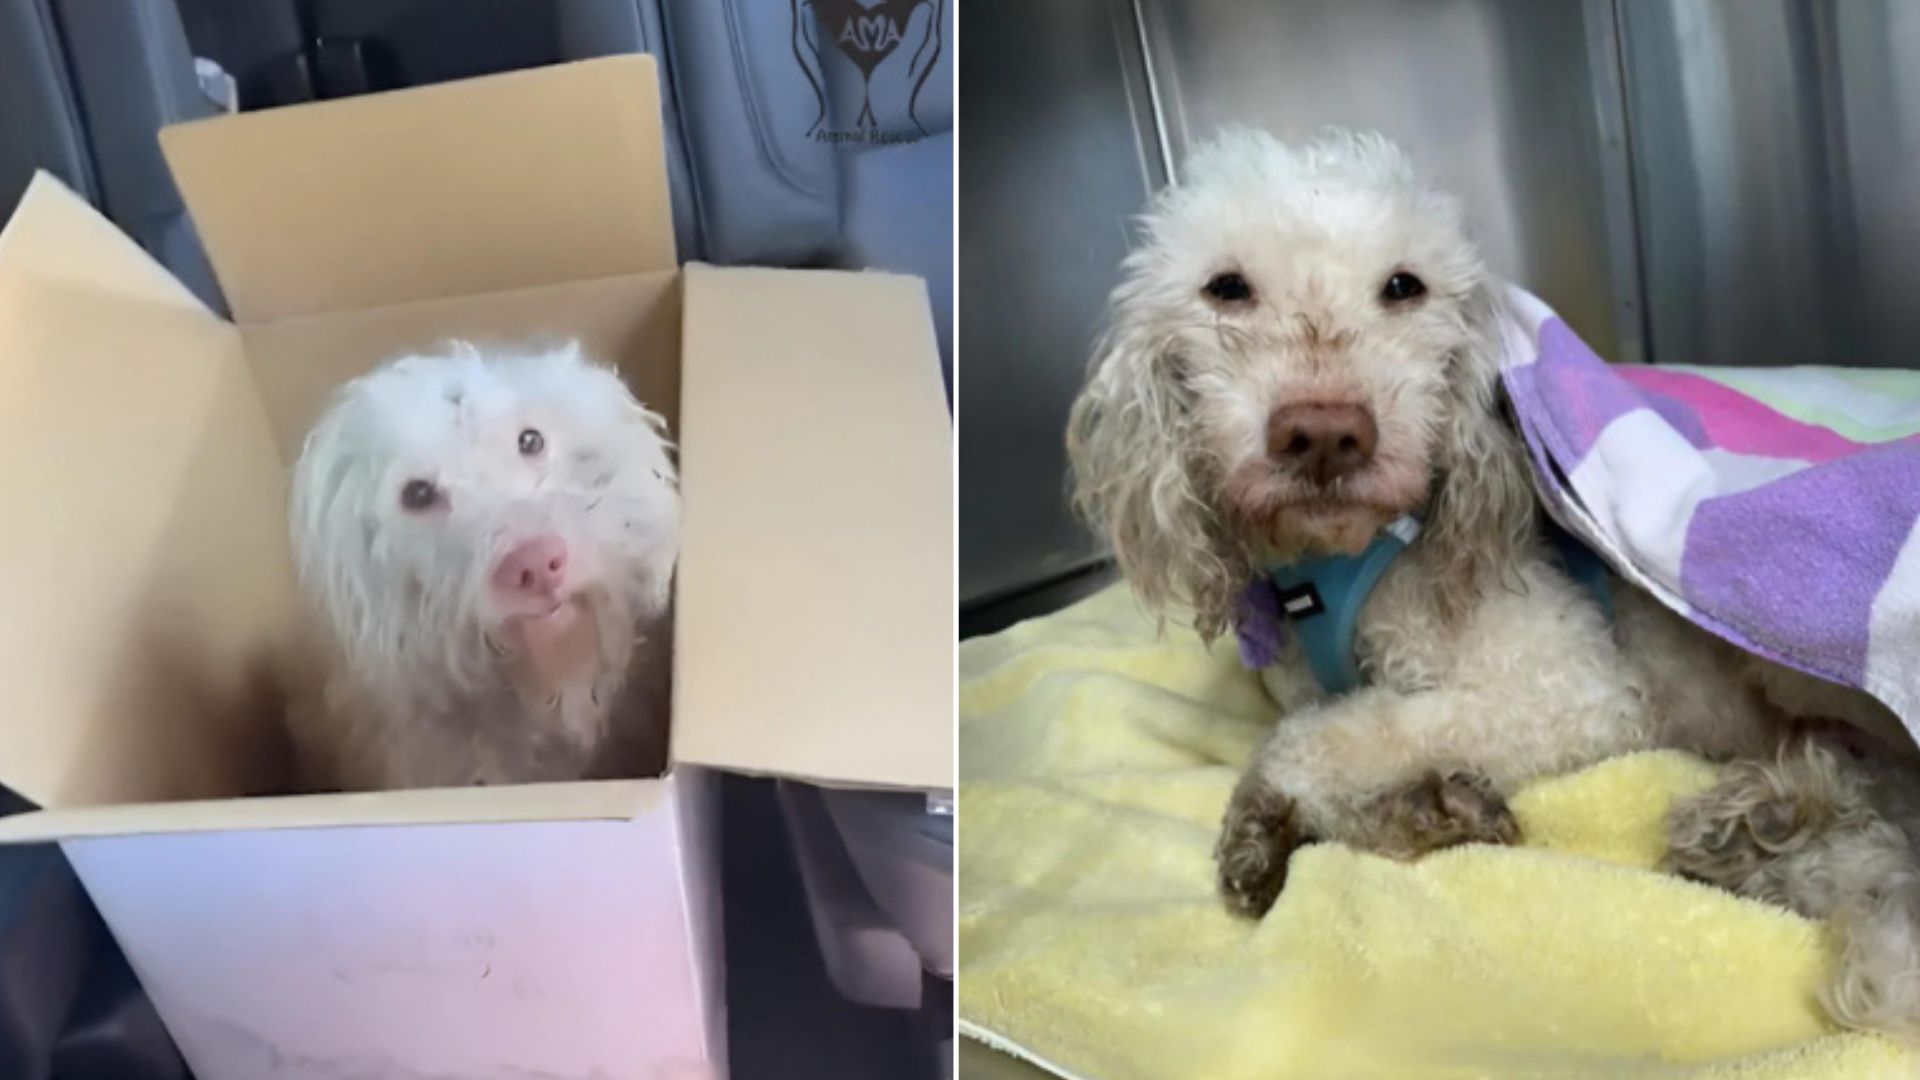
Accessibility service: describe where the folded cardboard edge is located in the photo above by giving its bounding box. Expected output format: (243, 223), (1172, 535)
(0, 776), (668, 845)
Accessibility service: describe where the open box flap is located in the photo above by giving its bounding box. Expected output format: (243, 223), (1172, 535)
(160, 55), (676, 324)
(0, 175), (298, 811)
(672, 265), (954, 792)
(0, 173), (214, 316)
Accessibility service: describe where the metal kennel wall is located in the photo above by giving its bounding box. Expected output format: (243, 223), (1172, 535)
(960, 0), (1920, 616)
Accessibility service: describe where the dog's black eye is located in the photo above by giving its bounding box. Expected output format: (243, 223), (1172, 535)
(518, 428), (545, 456)
(1203, 271), (1253, 304)
(1380, 271), (1427, 304)
(399, 479), (439, 512)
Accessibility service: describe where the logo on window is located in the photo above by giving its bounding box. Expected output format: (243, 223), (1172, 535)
(792, 0), (944, 146)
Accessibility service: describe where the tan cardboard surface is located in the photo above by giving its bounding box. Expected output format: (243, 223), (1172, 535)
(162, 56), (676, 323)
(0, 776), (665, 844)
(0, 174), (213, 315)
(673, 265), (954, 790)
(0, 177), (298, 810)
(240, 270), (682, 463)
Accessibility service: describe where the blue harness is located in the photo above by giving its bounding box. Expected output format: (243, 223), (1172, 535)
(1240, 517), (1613, 696)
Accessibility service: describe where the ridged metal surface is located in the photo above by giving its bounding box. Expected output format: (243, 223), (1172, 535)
(1619, 0), (1920, 367)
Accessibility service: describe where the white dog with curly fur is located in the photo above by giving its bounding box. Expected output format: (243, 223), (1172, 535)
(1067, 127), (1920, 1038)
(288, 341), (679, 792)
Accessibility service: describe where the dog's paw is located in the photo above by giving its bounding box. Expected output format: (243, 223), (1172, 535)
(1360, 770), (1520, 860)
(1215, 777), (1307, 919)
(1663, 759), (1822, 894)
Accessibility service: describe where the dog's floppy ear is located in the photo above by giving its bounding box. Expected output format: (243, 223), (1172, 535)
(1422, 282), (1536, 623)
(1067, 299), (1247, 640)
(288, 403), (385, 668)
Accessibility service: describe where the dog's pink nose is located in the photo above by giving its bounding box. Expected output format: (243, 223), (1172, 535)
(492, 536), (569, 600)
(1268, 403), (1378, 484)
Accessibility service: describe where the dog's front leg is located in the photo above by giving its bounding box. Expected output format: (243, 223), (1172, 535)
(1217, 679), (1650, 917)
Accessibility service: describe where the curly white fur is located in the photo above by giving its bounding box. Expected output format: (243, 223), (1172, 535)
(288, 341), (679, 791)
(1068, 127), (1920, 1040)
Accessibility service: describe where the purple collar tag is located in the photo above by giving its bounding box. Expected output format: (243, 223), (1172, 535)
(1233, 577), (1288, 669)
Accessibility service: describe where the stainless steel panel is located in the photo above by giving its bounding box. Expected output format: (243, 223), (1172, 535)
(960, 0), (1641, 607)
(958, 0), (1159, 606)
(1620, 0), (1920, 367)
(1138, 0), (1637, 361)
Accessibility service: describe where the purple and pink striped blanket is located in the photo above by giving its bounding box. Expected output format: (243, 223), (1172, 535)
(1499, 288), (1920, 737)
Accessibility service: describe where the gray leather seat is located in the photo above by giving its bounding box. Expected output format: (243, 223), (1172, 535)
(0, 0), (221, 309)
(558, 0), (954, 382)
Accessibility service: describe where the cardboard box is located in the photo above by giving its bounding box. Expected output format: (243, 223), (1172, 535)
(0, 56), (951, 1080)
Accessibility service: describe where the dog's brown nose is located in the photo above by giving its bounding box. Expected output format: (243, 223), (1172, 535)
(1267, 403), (1378, 483)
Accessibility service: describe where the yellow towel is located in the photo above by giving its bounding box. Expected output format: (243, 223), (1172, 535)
(959, 585), (1918, 1079)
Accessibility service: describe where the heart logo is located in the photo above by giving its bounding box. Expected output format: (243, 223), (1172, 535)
(812, 0), (921, 78)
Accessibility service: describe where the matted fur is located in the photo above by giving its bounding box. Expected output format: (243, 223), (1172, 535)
(288, 341), (680, 791)
(1067, 129), (1534, 637)
(1068, 127), (1920, 1039)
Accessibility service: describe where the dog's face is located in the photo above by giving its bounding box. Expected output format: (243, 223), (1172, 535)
(290, 343), (680, 699)
(1070, 130), (1526, 633)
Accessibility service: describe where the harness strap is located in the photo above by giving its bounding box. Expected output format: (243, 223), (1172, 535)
(1245, 517), (1612, 696)
(1260, 517), (1421, 696)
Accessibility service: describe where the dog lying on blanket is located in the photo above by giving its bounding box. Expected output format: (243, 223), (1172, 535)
(288, 342), (680, 791)
(1066, 127), (1920, 1039)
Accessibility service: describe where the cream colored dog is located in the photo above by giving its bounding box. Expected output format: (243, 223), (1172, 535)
(1068, 127), (1920, 1039)
(289, 342), (679, 791)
